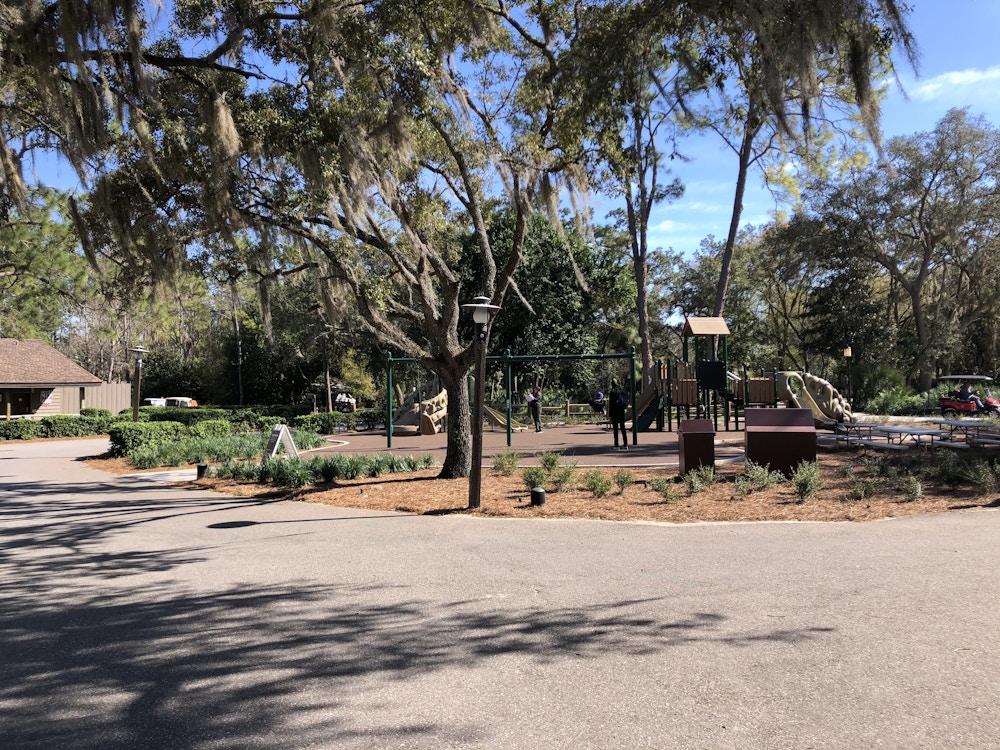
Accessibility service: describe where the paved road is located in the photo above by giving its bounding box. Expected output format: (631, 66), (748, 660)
(2, 438), (999, 749)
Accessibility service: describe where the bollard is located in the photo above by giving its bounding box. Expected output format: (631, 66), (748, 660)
(197, 463), (209, 480)
(530, 486), (546, 506)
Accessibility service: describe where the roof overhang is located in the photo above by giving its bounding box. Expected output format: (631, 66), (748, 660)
(682, 317), (730, 337)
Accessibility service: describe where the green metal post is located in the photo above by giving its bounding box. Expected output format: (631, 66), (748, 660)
(505, 349), (513, 447)
(386, 352), (394, 449)
(630, 346), (638, 446)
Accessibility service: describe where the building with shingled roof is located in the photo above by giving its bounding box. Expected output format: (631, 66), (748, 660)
(0, 339), (130, 418)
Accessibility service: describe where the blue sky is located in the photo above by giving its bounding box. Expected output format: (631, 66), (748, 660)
(635, 0), (1000, 257)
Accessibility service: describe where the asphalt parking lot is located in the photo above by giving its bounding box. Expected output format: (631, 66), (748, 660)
(2, 436), (999, 749)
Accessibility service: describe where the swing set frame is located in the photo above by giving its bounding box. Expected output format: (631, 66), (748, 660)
(386, 347), (639, 448)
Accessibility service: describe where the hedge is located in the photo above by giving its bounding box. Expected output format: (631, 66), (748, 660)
(108, 421), (187, 457)
(40, 414), (118, 438)
(188, 419), (233, 439)
(0, 419), (44, 440)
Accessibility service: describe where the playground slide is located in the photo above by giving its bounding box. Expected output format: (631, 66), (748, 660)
(777, 371), (851, 428)
(392, 384), (448, 436)
(633, 383), (661, 431)
(784, 387), (837, 429)
(483, 405), (529, 431)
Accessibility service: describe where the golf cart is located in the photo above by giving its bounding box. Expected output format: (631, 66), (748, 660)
(936, 375), (1000, 416)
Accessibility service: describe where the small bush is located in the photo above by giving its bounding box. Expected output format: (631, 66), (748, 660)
(492, 449), (521, 476)
(683, 465), (718, 493)
(791, 461), (823, 501)
(259, 458), (316, 487)
(612, 469), (635, 494)
(294, 412), (352, 434)
(189, 419), (233, 439)
(742, 460), (786, 490)
(548, 463), (576, 493)
(648, 477), (680, 502)
(583, 470), (613, 498)
(537, 451), (562, 473)
(80, 407), (112, 418)
(522, 466), (548, 491)
(864, 386), (927, 416)
(902, 475), (923, 502)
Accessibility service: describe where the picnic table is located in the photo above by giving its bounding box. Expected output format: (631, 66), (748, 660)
(931, 419), (1000, 446)
(836, 422), (954, 450)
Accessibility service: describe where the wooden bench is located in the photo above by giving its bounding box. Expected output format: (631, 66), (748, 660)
(848, 438), (909, 451)
(816, 433), (847, 448)
(744, 408), (817, 476)
(936, 440), (970, 449)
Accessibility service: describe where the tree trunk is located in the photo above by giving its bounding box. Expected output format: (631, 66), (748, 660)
(438, 364), (472, 479)
(713, 128), (754, 318)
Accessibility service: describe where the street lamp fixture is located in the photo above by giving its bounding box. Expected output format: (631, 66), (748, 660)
(129, 346), (149, 422)
(461, 296), (501, 509)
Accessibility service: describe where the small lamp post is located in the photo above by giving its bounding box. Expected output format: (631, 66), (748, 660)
(461, 295), (501, 509)
(130, 346), (149, 422)
(843, 346), (853, 404)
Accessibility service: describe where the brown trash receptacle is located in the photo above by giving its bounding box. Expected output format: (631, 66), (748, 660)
(679, 419), (715, 475)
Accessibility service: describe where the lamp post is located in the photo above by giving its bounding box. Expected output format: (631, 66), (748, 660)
(130, 346), (148, 422)
(843, 346), (853, 404)
(462, 296), (501, 509)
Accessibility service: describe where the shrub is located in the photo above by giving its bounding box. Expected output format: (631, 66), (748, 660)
(256, 416), (287, 433)
(40, 414), (114, 438)
(648, 477), (679, 502)
(522, 466), (548, 491)
(80, 408), (112, 418)
(259, 458), (316, 487)
(189, 419), (233, 439)
(0, 419), (44, 441)
(492, 449), (521, 476)
(864, 386), (927, 416)
(903, 475), (923, 502)
(791, 461), (823, 501)
(147, 407), (230, 427)
(683, 465), (718, 493)
(108, 421), (187, 457)
(612, 469), (635, 494)
(583, 470), (613, 498)
(537, 451), (563, 473)
(742, 460), (786, 490)
(354, 408), (382, 430)
(548, 463), (576, 492)
(294, 412), (350, 434)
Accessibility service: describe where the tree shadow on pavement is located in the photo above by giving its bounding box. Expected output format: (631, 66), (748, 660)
(0, 581), (835, 750)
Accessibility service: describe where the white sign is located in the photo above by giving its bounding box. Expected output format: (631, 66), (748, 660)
(263, 424), (299, 460)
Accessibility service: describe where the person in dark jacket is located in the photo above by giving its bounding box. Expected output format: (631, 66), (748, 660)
(608, 380), (629, 450)
(526, 387), (543, 432)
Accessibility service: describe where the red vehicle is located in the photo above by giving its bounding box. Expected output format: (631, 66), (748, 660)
(937, 375), (1000, 416)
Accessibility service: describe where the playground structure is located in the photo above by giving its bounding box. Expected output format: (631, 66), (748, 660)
(386, 349), (638, 448)
(391, 379), (449, 436)
(657, 317), (780, 432)
(383, 322), (853, 444)
(776, 371), (853, 428)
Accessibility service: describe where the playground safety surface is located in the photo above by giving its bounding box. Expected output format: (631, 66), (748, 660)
(312, 421), (745, 467)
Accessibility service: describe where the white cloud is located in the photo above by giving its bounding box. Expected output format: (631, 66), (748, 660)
(907, 65), (1000, 102)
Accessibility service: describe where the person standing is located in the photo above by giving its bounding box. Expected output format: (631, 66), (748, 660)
(608, 379), (629, 450)
(526, 387), (543, 432)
